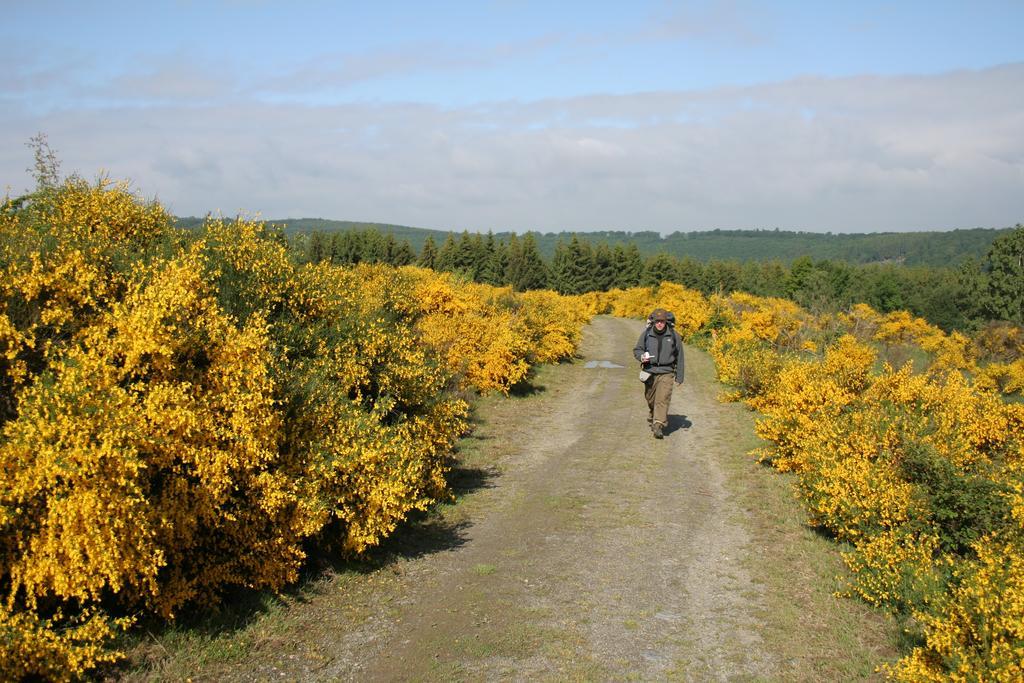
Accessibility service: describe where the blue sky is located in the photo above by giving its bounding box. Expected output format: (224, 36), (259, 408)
(3, 1), (1023, 233)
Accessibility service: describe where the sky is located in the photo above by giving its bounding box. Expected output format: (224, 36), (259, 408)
(2, 1), (1023, 234)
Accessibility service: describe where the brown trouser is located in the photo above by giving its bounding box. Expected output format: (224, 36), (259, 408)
(644, 372), (674, 427)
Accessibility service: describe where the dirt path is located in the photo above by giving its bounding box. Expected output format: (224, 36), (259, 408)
(132, 315), (895, 681)
(326, 315), (778, 681)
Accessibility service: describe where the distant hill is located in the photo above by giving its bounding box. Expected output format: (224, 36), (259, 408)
(174, 216), (1016, 267)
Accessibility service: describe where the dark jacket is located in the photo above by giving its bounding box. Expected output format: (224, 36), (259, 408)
(634, 325), (684, 383)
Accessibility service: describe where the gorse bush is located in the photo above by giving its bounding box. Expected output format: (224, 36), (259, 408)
(0, 177), (588, 678)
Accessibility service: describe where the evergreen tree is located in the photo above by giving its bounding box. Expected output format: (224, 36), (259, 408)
(822, 260), (856, 308)
(738, 260), (767, 296)
(759, 261), (790, 299)
(493, 240), (510, 285)
(507, 233), (548, 291)
(785, 257), (832, 311)
(308, 231), (328, 264)
(903, 266), (965, 331)
(469, 232), (488, 281)
(328, 231), (343, 264)
(550, 236), (594, 294)
(592, 244), (617, 292)
(676, 255), (704, 291)
(477, 231), (505, 285)
(613, 244), (643, 289)
(418, 235), (438, 269)
(390, 239), (415, 266)
(435, 233), (458, 272)
(702, 259), (742, 294)
(641, 253), (679, 287)
(337, 230), (366, 264)
(369, 232), (394, 264)
(504, 233), (521, 284)
(452, 231), (478, 277)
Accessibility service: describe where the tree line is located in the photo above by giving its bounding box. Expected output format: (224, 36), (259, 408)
(244, 217), (1016, 268)
(290, 225), (1024, 332)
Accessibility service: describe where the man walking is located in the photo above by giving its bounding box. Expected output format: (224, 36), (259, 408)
(633, 309), (685, 439)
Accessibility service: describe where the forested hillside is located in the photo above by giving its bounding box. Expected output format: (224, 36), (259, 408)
(176, 217), (1015, 268)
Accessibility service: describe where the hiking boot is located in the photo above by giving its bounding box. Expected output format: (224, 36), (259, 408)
(652, 423), (664, 439)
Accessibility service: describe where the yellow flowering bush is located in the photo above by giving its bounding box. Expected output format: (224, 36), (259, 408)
(517, 289), (589, 364)
(2, 250), (301, 619)
(842, 528), (946, 609)
(405, 271), (532, 393)
(875, 310), (939, 347)
(840, 302), (883, 342)
(0, 605), (128, 682)
(976, 358), (1024, 395)
(973, 321), (1024, 363)
(592, 286), (657, 320)
(591, 282), (712, 339)
(748, 336), (875, 473)
(708, 304), (1024, 678)
(891, 537), (1024, 682)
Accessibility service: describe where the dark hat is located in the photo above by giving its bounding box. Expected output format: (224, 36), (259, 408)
(651, 308), (669, 322)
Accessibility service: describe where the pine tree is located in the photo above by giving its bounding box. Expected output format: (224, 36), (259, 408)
(704, 259), (742, 295)
(373, 233), (396, 264)
(468, 232), (487, 281)
(504, 233), (522, 285)
(592, 244), (616, 292)
(308, 231), (327, 264)
(339, 230), (364, 264)
(551, 236), (598, 294)
(676, 255), (704, 291)
(759, 261), (789, 299)
(613, 243), (643, 289)
(452, 231), (478, 277)
(477, 231), (504, 285)
(418, 236), (438, 269)
(641, 253), (679, 287)
(390, 239), (415, 266)
(866, 266), (905, 313)
(328, 231), (343, 264)
(436, 233), (458, 272)
(508, 233), (548, 291)
(492, 240), (509, 285)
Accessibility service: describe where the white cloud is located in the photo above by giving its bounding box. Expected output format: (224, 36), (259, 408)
(255, 33), (563, 95)
(632, 0), (772, 47)
(104, 56), (240, 103)
(2, 64), (1022, 232)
